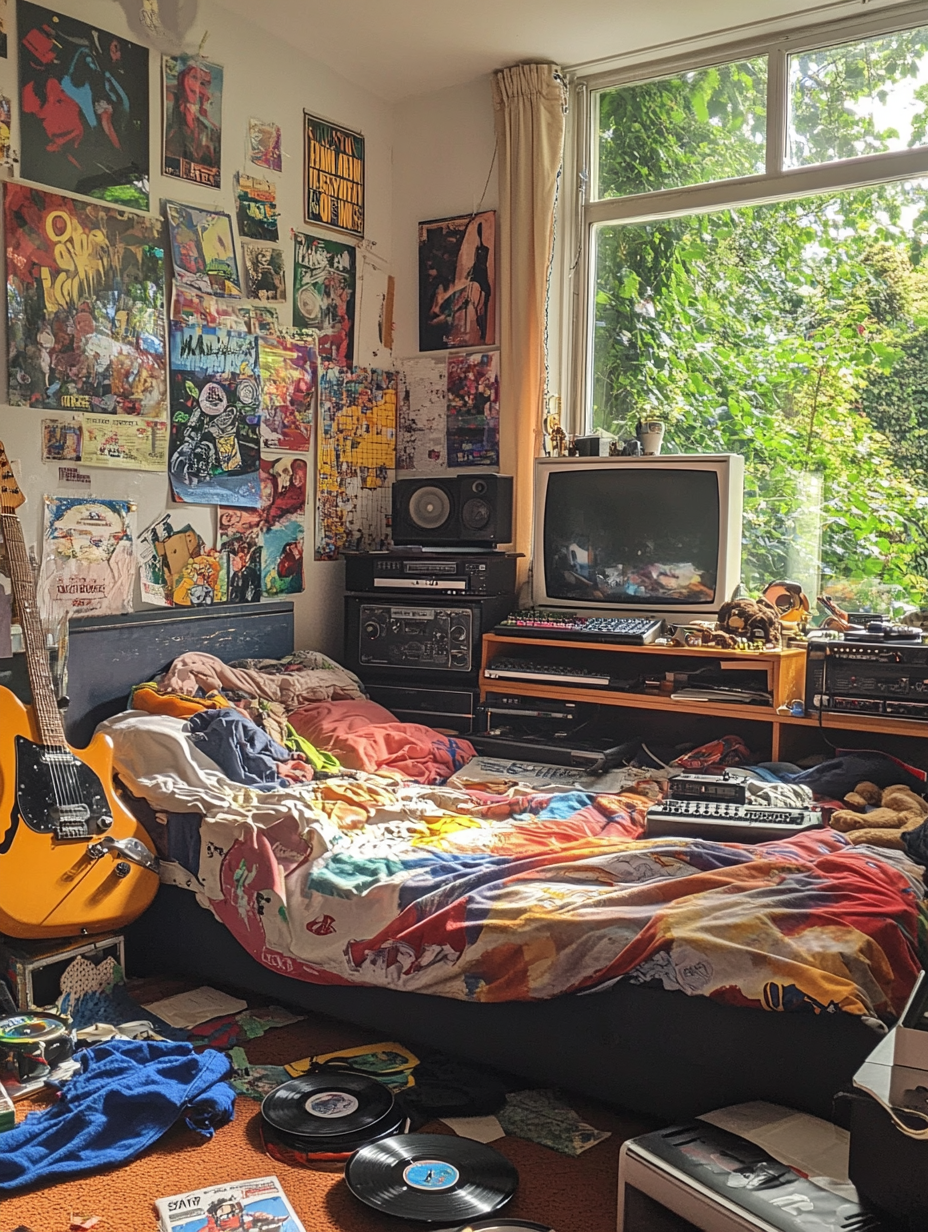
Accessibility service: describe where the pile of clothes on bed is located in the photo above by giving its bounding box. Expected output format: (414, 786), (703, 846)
(102, 650), (928, 1027)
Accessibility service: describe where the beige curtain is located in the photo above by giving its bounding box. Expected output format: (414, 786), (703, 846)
(492, 63), (568, 582)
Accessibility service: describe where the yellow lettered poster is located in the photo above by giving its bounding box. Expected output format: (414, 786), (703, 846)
(82, 415), (168, 471)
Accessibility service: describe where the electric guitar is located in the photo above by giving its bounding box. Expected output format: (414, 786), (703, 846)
(0, 444), (158, 938)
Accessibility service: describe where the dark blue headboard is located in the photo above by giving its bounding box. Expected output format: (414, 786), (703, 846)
(62, 602), (294, 747)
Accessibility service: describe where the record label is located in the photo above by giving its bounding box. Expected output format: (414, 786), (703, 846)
(403, 1161), (460, 1191)
(305, 1091), (359, 1118)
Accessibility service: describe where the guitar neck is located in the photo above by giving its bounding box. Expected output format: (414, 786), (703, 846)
(0, 512), (66, 748)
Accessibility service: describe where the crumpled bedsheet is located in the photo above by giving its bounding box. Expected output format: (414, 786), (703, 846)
(159, 651), (364, 707)
(116, 718), (926, 1018)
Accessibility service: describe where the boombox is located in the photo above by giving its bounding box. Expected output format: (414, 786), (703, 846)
(392, 474), (513, 547)
(806, 640), (928, 719)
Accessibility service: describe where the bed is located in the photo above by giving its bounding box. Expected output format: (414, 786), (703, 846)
(54, 602), (918, 1122)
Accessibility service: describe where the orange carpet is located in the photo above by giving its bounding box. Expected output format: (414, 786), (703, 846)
(0, 979), (657, 1232)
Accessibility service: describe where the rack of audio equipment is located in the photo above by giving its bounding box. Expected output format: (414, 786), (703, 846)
(479, 632), (928, 763)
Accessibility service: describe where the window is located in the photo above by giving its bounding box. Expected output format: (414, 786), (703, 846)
(579, 14), (928, 611)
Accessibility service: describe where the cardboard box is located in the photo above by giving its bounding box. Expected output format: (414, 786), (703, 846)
(0, 933), (124, 1010)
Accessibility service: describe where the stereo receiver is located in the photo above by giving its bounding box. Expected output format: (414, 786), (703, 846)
(344, 551), (517, 596)
(806, 640), (928, 720)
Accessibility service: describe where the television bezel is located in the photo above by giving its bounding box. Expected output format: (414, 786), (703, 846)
(531, 453), (744, 617)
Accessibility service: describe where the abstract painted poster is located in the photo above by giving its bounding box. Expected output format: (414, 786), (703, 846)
(38, 496), (135, 622)
(418, 211), (496, 351)
(41, 415), (82, 461)
(168, 321), (261, 507)
(18, 1), (149, 208)
(82, 414), (168, 470)
(137, 514), (224, 606)
(446, 350), (500, 467)
(316, 364), (396, 560)
(242, 242), (286, 302)
(219, 457), (307, 598)
(397, 355), (446, 471)
(166, 201), (241, 297)
(293, 232), (355, 364)
(6, 184), (166, 414)
(0, 0), (7, 57)
(304, 113), (364, 237)
(235, 173), (279, 242)
(162, 54), (222, 189)
(248, 117), (281, 173)
(259, 332), (317, 452)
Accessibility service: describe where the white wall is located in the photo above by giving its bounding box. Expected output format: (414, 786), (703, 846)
(0, 0), (394, 657)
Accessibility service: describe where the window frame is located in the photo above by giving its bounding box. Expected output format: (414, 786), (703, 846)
(566, 1), (928, 434)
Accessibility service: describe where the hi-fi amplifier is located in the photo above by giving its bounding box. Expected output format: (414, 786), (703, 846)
(344, 551), (517, 596)
(806, 640), (928, 719)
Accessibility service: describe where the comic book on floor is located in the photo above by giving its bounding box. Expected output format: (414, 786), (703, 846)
(155, 1176), (305, 1232)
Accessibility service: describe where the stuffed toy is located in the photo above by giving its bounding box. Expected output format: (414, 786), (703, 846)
(716, 597), (781, 644)
(829, 780), (928, 849)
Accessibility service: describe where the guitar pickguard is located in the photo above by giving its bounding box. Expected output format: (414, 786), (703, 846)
(13, 736), (113, 840)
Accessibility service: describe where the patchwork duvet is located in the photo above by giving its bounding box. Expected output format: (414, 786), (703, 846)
(103, 711), (927, 1022)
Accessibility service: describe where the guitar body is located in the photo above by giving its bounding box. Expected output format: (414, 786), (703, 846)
(0, 687), (158, 938)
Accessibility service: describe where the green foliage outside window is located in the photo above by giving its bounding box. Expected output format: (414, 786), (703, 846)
(592, 30), (928, 610)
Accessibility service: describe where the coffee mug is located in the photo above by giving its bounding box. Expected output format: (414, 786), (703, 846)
(638, 420), (665, 455)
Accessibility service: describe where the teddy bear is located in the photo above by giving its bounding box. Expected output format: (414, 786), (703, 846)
(716, 597), (782, 644)
(829, 781), (928, 848)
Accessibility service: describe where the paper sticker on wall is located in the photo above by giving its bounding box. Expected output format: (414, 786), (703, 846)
(219, 457), (306, 598)
(82, 415), (168, 471)
(259, 332), (317, 452)
(168, 322), (261, 507)
(397, 356), (446, 471)
(248, 117), (281, 173)
(316, 364), (395, 560)
(162, 54), (223, 189)
(243, 242), (286, 302)
(293, 232), (355, 364)
(235, 173), (279, 242)
(18, 1), (150, 208)
(6, 185), (166, 414)
(166, 201), (241, 297)
(446, 350), (500, 467)
(39, 496), (136, 621)
(41, 417), (83, 463)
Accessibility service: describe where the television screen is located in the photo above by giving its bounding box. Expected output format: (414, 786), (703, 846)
(542, 467), (721, 606)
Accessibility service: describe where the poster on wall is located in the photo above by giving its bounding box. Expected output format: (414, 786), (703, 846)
(0, 0), (8, 58)
(248, 117), (281, 173)
(446, 350), (500, 467)
(316, 364), (395, 560)
(235, 173), (279, 241)
(82, 414), (168, 470)
(18, 1), (150, 208)
(418, 211), (496, 351)
(259, 332), (317, 452)
(166, 201), (242, 297)
(137, 514), (225, 607)
(41, 416), (82, 461)
(292, 232), (355, 364)
(162, 54), (223, 189)
(6, 185), (166, 414)
(168, 321), (261, 507)
(38, 496), (136, 622)
(220, 456), (307, 599)
(242, 242), (286, 302)
(397, 355), (446, 471)
(303, 113), (364, 237)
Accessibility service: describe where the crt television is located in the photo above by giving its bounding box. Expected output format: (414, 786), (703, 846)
(532, 454), (744, 617)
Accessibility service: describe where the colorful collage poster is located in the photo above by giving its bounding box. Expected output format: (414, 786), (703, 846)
(6, 185), (166, 414)
(293, 232), (355, 364)
(0, 0), (8, 58)
(248, 117), (282, 173)
(316, 364), (396, 560)
(168, 322), (261, 507)
(418, 211), (496, 351)
(41, 416), (82, 461)
(235, 173), (279, 242)
(166, 202), (241, 297)
(18, 1), (150, 208)
(397, 356), (447, 471)
(38, 496), (136, 622)
(243, 243), (286, 302)
(138, 514), (226, 607)
(162, 54), (223, 189)
(219, 457), (307, 599)
(259, 333), (317, 452)
(446, 350), (500, 467)
(304, 113), (364, 237)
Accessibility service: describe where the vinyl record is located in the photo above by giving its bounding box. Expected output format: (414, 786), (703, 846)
(261, 1073), (395, 1140)
(435, 1223), (552, 1232)
(261, 1110), (408, 1166)
(345, 1133), (518, 1223)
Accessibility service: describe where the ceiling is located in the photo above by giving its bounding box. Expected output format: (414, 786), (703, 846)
(212, 0), (904, 101)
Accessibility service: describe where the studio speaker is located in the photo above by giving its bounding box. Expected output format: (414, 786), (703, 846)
(392, 474), (513, 547)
